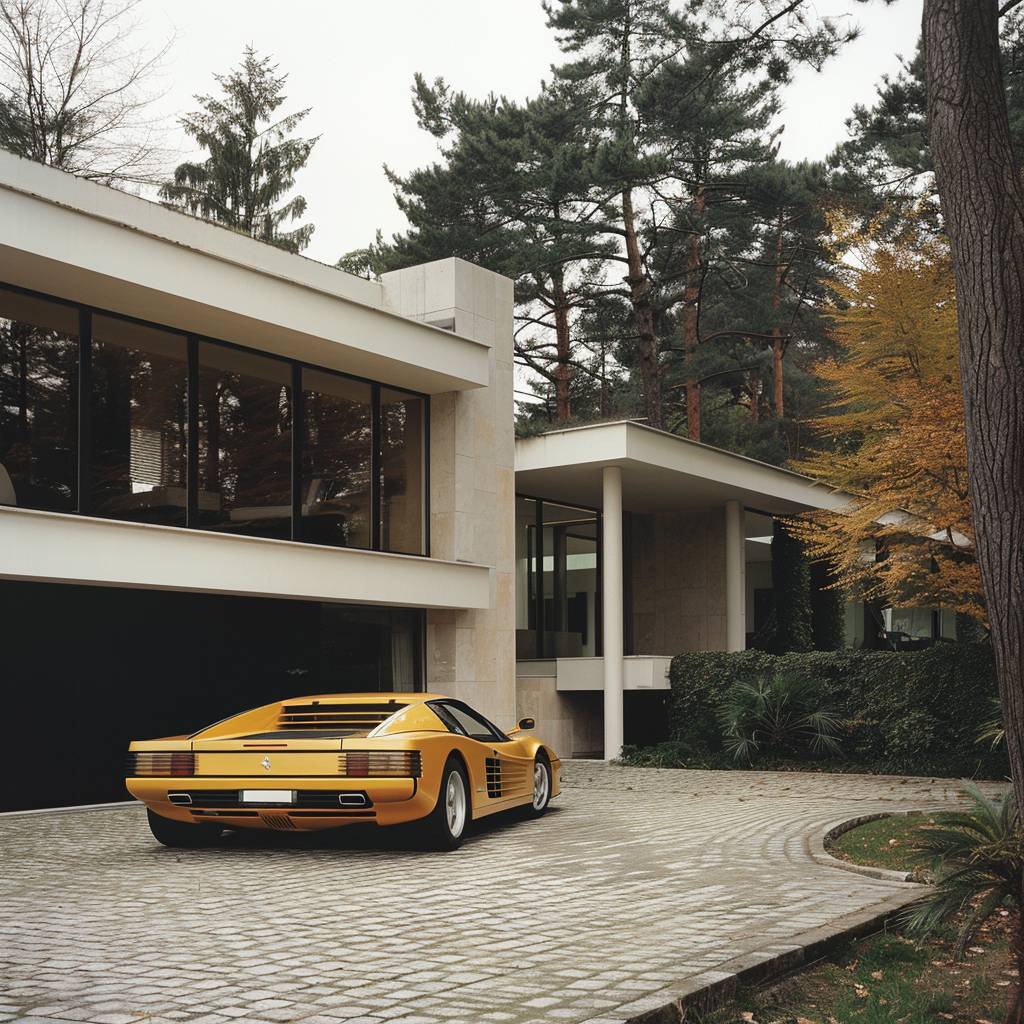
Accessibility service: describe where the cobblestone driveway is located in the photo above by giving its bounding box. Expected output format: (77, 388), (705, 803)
(1, 764), (997, 1024)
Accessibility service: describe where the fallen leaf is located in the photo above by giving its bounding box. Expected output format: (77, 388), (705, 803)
(740, 1014), (755, 1023)
(969, 946), (986, 954)
(870, 970), (883, 980)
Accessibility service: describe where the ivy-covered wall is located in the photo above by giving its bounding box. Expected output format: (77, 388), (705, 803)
(664, 645), (1006, 778)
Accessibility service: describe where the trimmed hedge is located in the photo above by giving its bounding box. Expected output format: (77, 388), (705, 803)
(665, 644), (1007, 779)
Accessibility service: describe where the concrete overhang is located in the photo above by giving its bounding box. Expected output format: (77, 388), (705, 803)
(0, 507), (493, 610)
(0, 151), (489, 394)
(515, 421), (853, 515)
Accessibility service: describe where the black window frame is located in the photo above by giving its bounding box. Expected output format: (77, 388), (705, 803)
(0, 280), (431, 558)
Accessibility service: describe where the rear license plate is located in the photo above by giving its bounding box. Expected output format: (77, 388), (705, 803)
(240, 790), (295, 804)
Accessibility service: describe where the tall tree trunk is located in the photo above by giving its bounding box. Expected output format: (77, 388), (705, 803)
(551, 272), (572, 422)
(623, 187), (662, 428)
(749, 371), (761, 423)
(771, 211), (786, 418)
(682, 191), (705, 440)
(923, 0), (1024, 812)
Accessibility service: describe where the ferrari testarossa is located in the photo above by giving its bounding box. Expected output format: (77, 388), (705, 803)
(125, 693), (560, 850)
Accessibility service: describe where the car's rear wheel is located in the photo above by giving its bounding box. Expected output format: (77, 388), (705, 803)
(422, 756), (469, 850)
(527, 751), (552, 817)
(147, 808), (223, 848)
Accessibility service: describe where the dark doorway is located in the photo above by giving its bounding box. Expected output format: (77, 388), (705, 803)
(0, 580), (423, 810)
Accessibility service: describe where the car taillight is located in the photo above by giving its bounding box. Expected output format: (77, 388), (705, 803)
(337, 751), (422, 778)
(125, 752), (195, 777)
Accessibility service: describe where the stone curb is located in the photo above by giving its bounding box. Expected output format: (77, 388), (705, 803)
(810, 809), (930, 884)
(612, 889), (920, 1024)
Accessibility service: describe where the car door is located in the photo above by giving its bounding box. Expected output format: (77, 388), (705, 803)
(431, 701), (533, 808)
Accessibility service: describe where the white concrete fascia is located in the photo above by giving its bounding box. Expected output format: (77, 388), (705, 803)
(0, 152), (490, 393)
(0, 507), (492, 610)
(516, 420), (853, 513)
(553, 656), (673, 692)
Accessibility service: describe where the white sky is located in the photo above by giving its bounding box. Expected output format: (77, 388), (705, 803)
(143, 0), (923, 266)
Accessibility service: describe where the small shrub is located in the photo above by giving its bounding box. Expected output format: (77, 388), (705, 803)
(717, 673), (842, 763)
(902, 784), (1024, 1023)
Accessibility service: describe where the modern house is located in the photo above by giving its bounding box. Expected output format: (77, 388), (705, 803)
(0, 153), (958, 810)
(0, 151), (516, 810)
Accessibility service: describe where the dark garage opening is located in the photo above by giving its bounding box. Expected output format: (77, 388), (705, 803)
(1, 580), (424, 811)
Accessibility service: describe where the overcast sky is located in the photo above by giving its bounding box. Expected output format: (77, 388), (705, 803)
(144, 0), (923, 267)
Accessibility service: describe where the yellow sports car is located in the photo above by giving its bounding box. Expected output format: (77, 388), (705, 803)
(125, 693), (560, 850)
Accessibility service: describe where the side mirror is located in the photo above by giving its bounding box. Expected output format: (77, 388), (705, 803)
(518, 717), (535, 731)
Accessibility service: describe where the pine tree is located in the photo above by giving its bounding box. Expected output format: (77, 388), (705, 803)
(829, 13), (1024, 219)
(160, 48), (318, 254)
(364, 75), (613, 423)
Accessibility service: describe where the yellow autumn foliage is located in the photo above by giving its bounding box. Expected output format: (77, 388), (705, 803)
(791, 219), (984, 622)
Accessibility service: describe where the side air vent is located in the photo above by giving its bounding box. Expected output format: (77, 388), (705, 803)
(485, 757), (502, 799)
(277, 702), (404, 732)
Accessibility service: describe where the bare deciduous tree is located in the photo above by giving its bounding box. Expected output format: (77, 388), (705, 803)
(0, 0), (170, 186)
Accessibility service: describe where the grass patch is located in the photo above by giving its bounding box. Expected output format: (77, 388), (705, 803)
(698, 917), (1017, 1023)
(829, 813), (952, 879)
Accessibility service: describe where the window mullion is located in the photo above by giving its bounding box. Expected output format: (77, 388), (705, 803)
(76, 308), (92, 515)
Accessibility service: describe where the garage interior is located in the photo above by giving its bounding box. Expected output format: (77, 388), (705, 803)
(2, 580), (424, 811)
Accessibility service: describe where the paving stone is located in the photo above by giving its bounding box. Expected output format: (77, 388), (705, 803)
(2, 763), (1003, 1024)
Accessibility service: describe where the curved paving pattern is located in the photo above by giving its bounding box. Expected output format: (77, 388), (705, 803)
(1, 764), (1005, 1024)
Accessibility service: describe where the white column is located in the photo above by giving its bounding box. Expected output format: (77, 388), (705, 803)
(725, 499), (746, 652)
(602, 466), (624, 760)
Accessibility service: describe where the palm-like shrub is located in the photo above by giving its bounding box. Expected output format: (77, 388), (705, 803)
(978, 696), (1007, 750)
(716, 672), (842, 763)
(902, 783), (1024, 1024)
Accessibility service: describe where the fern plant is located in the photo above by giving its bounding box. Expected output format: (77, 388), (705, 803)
(716, 672), (842, 763)
(902, 783), (1024, 1024)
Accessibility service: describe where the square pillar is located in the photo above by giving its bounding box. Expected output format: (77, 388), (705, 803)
(725, 499), (746, 652)
(602, 465), (624, 759)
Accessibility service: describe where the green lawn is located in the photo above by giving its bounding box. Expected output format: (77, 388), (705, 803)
(698, 813), (1018, 1023)
(829, 812), (947, 879)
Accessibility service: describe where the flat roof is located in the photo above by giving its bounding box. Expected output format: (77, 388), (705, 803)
(515, 421), (851, 515)
(0, 150), (492, 393)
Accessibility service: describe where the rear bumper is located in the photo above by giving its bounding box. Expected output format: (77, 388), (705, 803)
(126, 776), (432, 830)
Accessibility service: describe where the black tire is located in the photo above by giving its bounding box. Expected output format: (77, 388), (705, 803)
(527, 750), (552, 818)
(147, 808), (223, 848)
(421, 756), (470, 851)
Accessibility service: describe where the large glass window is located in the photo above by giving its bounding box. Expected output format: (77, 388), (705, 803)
(302, 369), (372, 548)
(543, 502), (600, 657)
(91, 317), (188, 525)
(515, 497), (539, 658)
(380, 388), (425, 555)
(0, 289), (78, 512)
(515, 495), (601, 659)
(198, 343), (292, 539)
(0, 283), (428, 554)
